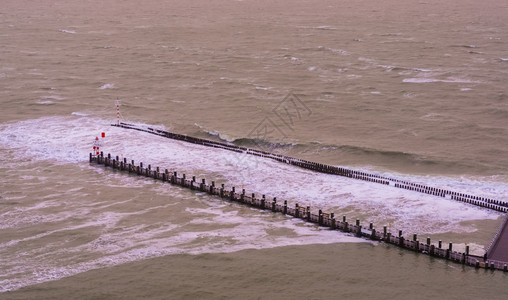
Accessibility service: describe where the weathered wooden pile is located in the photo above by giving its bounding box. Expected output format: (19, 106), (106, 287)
(112, 122), (508, 213)
(90, 152), (507, 271)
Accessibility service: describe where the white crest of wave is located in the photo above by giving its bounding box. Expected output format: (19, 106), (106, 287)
(99, 83), (115, 89)
(60, 29), (76, 34)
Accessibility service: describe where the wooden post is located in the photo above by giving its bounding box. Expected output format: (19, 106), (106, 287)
(295, 203), (299, 218)
(89, 153), (92, 162)
(191, 176), (196, 190)
(220, 184), (224, 198)
(383, 226), (387, 239)
(231, 187), (235, 200)
(210, 181), (215, 194)
(306, 206), (310, 220)
(261, 194), (265, 209)
(283, 200), (287, 214)
(201, 179), (205, 191)
(439, 240), (442, 249)
(272, 197), (276, 212)
(446, 242), (452, 259)
(318, 210), (323, 225)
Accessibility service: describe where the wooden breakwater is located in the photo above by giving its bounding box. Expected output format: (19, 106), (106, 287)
(112, 122), (508, 213)
(90, 152), (507, 271)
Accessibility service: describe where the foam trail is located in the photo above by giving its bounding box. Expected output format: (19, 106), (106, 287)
(0, 116), (504, 234)
(0, 115), (506, 292)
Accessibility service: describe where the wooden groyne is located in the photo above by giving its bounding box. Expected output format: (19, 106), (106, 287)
(90, 152), (508, 271)
(112, 122), (508, 213)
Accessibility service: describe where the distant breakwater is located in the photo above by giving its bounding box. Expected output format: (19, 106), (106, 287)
(112, 122), (508, 213)
(90, 152), (507, 271)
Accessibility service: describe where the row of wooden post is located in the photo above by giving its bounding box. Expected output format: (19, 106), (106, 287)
(112, 123), (508, 212)
(91, 152), (507, 272)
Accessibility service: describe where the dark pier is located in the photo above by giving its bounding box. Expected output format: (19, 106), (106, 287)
(486, 214), (508, 271)
(112, 122), (508, 213)
(90, 152), (508, 271)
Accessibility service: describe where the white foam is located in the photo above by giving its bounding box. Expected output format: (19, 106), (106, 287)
(0, 116), (506, 292)
(99, 83), (114, 89)
(36, 100), (54, 105)
(326, 47), (348, 55)
(5, 116), (503, 232)
(71, 112), (89, 117)
(60, 29), (76, 34)
(403, 78), (480, 84)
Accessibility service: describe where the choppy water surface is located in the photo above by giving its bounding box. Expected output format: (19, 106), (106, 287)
(1, 0), (507, 298)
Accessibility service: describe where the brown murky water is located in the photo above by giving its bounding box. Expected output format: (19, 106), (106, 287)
(1, 0), (507, 298)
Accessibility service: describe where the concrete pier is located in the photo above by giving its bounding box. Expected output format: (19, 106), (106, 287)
(486, 214), (508, 269)
(90, 152), (508, 272)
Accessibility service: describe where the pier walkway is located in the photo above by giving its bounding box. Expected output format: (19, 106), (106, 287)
(90, 152), (507, 271)
(486, 214), (508, 269)
(112, 122), (508, 213)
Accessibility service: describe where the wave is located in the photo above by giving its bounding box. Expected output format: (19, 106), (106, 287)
(402, 77), (480, 84)
(60, 29), (76, 34)
(191, 124), (478, 173)
(99, 83), (115, 89)
(193, 123), (300, 152)
(193, 123), (236, 143)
